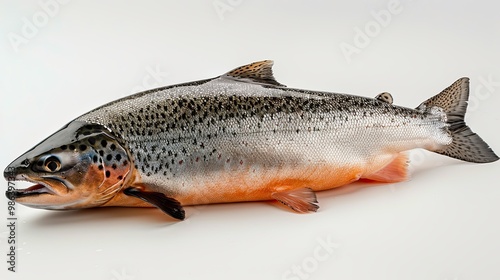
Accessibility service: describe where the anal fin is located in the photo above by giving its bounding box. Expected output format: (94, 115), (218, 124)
(123, 187), (185, 220)
(271, 187), (319, 213)
(363, 153), (409, 183)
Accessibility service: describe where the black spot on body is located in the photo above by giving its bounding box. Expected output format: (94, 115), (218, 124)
(105, 170), (110, 178)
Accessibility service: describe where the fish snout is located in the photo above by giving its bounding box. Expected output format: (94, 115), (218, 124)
(5, 163), (21, 201)
(4, 157), (33, 202)
(4, 157), (30, 181)
(4, 165), (19, 181)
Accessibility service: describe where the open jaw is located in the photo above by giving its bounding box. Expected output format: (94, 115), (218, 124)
(5, 180), (56, 200)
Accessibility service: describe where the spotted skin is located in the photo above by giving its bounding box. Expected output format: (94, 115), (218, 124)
(4, 61), (498, 219)
(77, 81), (450, 202)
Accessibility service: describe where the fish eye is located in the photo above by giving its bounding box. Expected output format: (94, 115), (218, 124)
(44, 156), (61, 172)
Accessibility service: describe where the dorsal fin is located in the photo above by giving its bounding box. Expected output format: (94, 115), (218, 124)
(375, 92), (393, 104)
(222, 60), (286, 87)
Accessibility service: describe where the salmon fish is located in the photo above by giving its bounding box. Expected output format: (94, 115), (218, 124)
(4, 60), (498, 220)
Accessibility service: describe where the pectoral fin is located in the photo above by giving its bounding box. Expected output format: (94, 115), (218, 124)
(123, 187), (185, 220)
(271, 187), (319, 213)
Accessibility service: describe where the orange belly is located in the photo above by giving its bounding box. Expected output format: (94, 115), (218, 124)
(104, 153), (408, 208)
(177, 163), (365, 206)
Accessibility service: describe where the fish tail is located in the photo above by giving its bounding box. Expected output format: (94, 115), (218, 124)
(418, 77), (498, 163)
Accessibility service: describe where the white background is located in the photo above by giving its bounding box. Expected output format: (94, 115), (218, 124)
(1, 1), (500, 279)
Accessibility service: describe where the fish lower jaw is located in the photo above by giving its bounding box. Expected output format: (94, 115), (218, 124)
(6, 179), (57, 199)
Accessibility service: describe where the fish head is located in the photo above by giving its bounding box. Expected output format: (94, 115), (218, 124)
(4, 121), (131, 210)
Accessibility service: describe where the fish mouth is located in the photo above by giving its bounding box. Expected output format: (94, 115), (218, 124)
(5, 179), (57, 200)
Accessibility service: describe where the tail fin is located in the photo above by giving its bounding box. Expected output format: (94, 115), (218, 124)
(418, 77), (498, 163)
